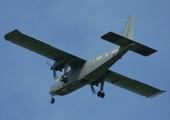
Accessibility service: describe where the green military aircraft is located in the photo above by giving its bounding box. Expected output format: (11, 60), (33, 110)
(4, 17), (166, 104)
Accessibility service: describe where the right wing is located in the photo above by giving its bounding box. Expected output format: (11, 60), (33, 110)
(4, 29), (86, 68)
(106, 70), (166, 98)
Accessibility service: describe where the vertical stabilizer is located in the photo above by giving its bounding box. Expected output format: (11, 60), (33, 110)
(122, 16), (134, 40)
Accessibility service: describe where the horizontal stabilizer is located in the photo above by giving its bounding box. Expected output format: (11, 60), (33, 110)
(101, 32), (157, 56)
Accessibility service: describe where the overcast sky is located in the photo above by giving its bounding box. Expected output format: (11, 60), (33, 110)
(1, 1), (170, 120)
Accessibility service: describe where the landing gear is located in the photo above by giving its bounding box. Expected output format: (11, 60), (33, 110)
(50, 97), (55, 104)
(63, 77), (68, 83)
(60, 75), (68, 83)
(97, 91), (105, 98)
(60, 62), (69, 83)
(97, 80), (105, 98)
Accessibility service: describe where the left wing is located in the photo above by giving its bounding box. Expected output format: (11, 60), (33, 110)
(105, 70), (166, 98)
(4, 29), (86, 68)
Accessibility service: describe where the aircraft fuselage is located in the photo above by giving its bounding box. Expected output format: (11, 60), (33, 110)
(49, 44), (132, 96)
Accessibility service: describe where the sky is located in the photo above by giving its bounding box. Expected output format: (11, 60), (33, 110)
(1, 0), (170, 120)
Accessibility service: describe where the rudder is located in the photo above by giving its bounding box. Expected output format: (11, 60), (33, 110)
(122, 16), (134, 40)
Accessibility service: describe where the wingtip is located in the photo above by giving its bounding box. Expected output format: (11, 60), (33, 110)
(4, 29), (20, 41)
(147, 90), (167, 98)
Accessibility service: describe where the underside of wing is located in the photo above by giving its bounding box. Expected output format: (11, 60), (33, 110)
(106, 70), (166, 98)
(4, 29), (86, 68)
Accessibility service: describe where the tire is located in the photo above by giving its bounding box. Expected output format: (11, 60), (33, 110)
(50, 98), (55, 104)
(100, 92), (105, 98)
(97, 91), (101, 97)
(64, 78), (68, 83)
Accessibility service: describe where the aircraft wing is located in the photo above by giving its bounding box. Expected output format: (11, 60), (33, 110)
(106, 70), (166, 98)
(4, 29), (86, 68)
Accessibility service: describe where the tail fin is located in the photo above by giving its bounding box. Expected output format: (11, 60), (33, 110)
(101, 16), (157, 56)
(122, 16), (134, 39)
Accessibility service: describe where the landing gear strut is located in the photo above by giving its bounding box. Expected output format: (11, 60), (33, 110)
(97, 80), (105, 98)
(60, 62), (69, 83)
(50, 96), (55, 104)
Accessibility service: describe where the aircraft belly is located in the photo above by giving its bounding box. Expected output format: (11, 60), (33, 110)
(51, 80), (87, 96)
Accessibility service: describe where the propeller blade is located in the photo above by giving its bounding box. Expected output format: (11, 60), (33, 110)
(90, 85), (96, 94)
(44, 60), (52, 67)
(53, 70), (57, 80)
(44, 60), (57, 80)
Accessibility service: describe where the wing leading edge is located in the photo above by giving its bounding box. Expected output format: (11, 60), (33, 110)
(106, 70), (166, 98)
(4, 29), (86, 68)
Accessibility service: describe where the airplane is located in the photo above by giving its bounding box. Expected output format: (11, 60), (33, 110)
(4, 16), (166, 104)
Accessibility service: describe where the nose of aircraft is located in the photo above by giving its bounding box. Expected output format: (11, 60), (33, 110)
(49, 85), (55, 95)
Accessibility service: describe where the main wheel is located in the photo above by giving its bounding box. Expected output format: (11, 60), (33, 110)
(100, 92), (105, 98)
(97, 91), (105, 98)
(60, 75), (64, 82)
(61, 75), (68, 83)
(50, 97), (55, 104)
(97, 91), (102, 97)
(64, 78), (68, 83)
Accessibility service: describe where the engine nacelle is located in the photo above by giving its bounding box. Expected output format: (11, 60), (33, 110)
(51, 57), (70, 71)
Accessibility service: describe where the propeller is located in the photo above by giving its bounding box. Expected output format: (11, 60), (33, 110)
(44, 60), (51, 66)
(44, 60), (57, 80)
(53, 69), (57, 79)
(90, 85), (96, 94)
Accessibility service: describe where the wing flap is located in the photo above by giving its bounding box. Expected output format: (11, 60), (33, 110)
(106, 70), (166, 98)
(4, 29), (86, 68)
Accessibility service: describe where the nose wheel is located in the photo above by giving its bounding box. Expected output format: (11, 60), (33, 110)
(50, 97), (55, 104)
